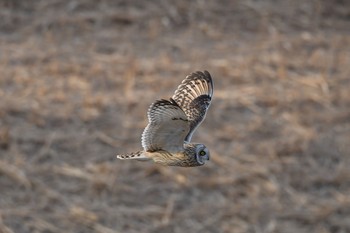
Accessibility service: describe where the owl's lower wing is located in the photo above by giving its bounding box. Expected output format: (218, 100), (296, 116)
(172, 71), (213, 142)
(141, 99), (190, 152)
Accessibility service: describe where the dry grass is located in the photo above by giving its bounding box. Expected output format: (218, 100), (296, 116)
(1, 0), (350, 232)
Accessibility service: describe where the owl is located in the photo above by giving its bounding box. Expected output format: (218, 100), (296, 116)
(116, 71), (213, 167)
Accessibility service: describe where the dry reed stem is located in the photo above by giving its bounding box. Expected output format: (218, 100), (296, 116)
(93, 224), (120, 233)
(32, 132), (56, 163)
(156, 166), (188, 186)
(196, 162), (269, 188)
(32, 178), (66, 203)
(193, 212), (225, 233)
(69, 206), (98, 225)
(160, 195), (176, 226)
(208, 149), (233, 168)
(52, 164), (114, 189)
(124, 58), (137, 103)
(0, 127), (10, 149)
(27, 218), (61, 233)
(95, 131), (121, 148)
(0, 160), (31, 188)
(0, 214), (15, 233)
(0, 225), (14, 233)
(69, 206), (121, 233)
(116, 205), (164, 216)
(53, 165), (94, 181)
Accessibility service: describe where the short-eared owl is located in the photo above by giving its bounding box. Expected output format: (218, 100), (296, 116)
(117, 71), (213, 167)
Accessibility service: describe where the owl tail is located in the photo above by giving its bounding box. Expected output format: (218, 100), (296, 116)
(116, 151), (150, 161)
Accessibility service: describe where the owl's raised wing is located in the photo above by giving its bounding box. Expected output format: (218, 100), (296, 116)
(172, 71), (213, 142)
(141, 99), (190, 152)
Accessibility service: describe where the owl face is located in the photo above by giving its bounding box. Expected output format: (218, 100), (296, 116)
(194, 144), (210, 165)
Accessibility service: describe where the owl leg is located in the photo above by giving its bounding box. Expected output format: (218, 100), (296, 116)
(116, 151), (151, 161)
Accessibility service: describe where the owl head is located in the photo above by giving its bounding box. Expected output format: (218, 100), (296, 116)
(194, 143), (210, 165)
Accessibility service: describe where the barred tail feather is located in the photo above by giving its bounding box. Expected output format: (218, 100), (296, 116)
(116, 151), (150, 161)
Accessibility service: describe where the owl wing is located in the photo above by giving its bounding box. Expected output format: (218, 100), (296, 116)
(141, 99), (190, 152)
(171, 71), (213, 142)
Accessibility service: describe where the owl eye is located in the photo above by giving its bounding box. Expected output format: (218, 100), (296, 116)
(199, 150), (206, 156)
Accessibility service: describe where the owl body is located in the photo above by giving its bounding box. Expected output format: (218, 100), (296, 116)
(143, 143), (209, 167)
(117, 71), (213, 167)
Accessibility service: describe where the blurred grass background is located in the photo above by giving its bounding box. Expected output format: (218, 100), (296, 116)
(0, 1), (350, 232)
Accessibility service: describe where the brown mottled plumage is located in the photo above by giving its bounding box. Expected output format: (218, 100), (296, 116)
(172, 71), (213, 142)
(116, 71), (213, 167)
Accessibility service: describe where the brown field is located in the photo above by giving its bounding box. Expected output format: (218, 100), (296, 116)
(1, 1), (350, 233)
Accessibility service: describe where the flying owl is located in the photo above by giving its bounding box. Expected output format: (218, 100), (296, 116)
(116, 70), (213, 167)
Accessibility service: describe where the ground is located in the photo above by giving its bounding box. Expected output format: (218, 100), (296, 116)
(1, 1), (350, 233)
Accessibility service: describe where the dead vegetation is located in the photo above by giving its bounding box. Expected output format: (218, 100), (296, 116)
(0, 0), (350, 232)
